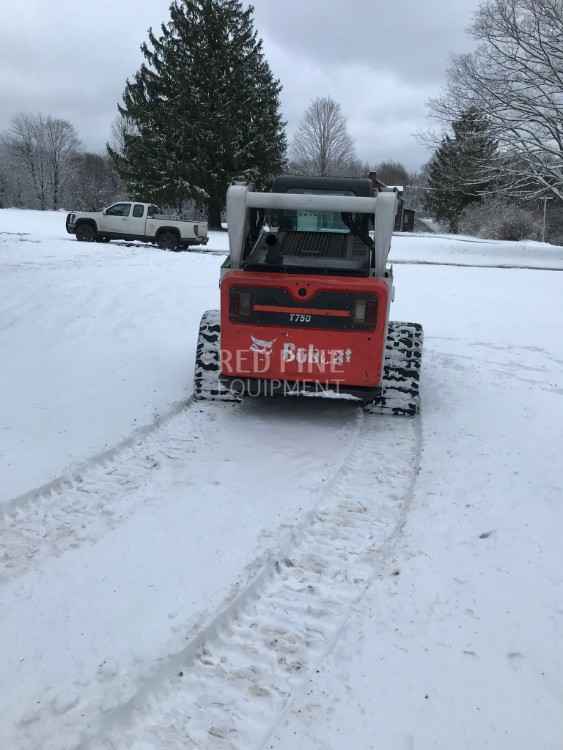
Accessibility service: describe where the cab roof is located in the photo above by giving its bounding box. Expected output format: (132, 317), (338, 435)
(272, 175), (374, 198)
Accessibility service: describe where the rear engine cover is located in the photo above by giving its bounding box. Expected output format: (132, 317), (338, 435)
(220, 271), (390, 388)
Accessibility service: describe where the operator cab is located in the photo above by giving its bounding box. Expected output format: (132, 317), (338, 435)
(242, 177), (376, 277)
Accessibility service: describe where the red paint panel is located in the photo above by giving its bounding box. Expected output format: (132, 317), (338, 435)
(220, 271), (389, 388)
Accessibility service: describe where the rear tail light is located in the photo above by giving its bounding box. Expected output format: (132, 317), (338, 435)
(230, 288), (253, 321)
(194, 224), (199, 236)
(353, 299), (367, 323)
(353, 297), (377, 327)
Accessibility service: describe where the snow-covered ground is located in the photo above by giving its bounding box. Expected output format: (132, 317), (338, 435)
(1, 209), (563, 749)
(393, 230), (563, 270)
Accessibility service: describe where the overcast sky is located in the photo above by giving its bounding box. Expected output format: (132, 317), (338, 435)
(0, 0), (479, 170)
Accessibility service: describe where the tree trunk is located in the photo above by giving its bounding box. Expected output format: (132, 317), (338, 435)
(207, 199), (224, 230)
(52, 163), (59, 211)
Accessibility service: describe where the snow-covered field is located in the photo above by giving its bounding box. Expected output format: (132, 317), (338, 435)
(1, 209), (563, 749)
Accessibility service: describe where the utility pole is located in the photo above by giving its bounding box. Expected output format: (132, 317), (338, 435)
(542, 196), (553, 243)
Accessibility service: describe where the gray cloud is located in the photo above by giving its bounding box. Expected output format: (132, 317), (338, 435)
(0, 0), (479, 170)
(0, 0), (171, 150)
(253, 0), (475, 83)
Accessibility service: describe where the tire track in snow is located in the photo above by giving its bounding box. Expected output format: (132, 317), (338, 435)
(0, 400), (360, 585)
(0, 398), (202, 582)
(6, 402), (364, 750)
(2, 398), (193, 513)
(75, 413), (422, 750)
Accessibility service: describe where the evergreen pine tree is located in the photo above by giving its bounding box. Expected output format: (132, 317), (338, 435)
(108, 0), (287, 228)
(426, 108), (497, 232)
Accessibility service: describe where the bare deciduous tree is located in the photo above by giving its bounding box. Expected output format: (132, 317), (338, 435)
(0, 140), (27, 208)
(375, 160), (410, 188)
(2, 113), (79, 209)
(403, 166), (430, 214)
(44, 117), (80, 209)
(291, 97), (356, 176)
(66, 153), (123, 211)
(4, 114), (50, 209)
(430, 0), (563, 200)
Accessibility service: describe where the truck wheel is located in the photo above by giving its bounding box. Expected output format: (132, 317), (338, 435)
(76, 224), (97, 242)
(157, 230), (180, 251)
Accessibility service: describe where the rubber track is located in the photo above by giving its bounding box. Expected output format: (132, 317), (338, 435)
(364, 321), (424, 417)
(193, 310), (240, 402)
(193, 313), (423, 416)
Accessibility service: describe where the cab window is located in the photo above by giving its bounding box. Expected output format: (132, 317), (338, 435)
(106, 203), (131, 217)
(147, 205), (160, 218)
(132, 204), (145, 218)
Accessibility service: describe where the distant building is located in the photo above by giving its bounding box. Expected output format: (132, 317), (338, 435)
(368, 172), (415, 232)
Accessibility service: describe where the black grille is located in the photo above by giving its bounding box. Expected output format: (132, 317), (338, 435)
(281, 232), (348, 258)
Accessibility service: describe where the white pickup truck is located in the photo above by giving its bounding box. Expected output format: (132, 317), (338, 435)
(66, 201), (208, 250)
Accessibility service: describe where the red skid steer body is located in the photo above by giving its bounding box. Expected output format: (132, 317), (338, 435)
(194, 176), (423, 415)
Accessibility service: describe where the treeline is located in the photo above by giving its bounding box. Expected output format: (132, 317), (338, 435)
(4, 0), (562, 244)
(0, 113), (123, 211)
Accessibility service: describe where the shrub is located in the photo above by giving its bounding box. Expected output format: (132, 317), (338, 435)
(459, 199), (542, 241)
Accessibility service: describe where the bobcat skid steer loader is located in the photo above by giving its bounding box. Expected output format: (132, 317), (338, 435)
(193, 176), (423, 415)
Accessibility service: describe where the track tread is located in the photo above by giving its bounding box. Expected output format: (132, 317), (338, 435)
(193, 310), (240, 402)
(364, 320), (424, 416)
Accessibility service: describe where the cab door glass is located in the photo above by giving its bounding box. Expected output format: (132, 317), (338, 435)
(132, 204), (145, 218)
(106, 203), (131, 217)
